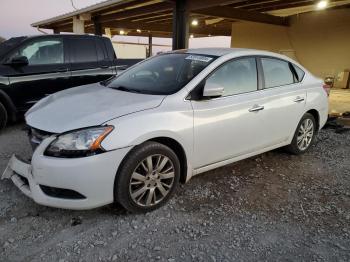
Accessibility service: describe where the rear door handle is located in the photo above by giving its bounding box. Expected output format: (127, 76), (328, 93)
(249, 105), (264, 112)
(293, 97), (305, 103)
(100, 65), (109, 69)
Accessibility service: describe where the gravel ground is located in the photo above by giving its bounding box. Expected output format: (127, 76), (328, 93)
(0, 123), (349, 262)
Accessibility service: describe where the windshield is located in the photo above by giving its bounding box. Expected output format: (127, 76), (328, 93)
(0, 36), (27, 58)
(107, 53), (217, 95)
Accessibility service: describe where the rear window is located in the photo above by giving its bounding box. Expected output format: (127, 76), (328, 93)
(96, 39), (107, 61)
(70, 39), (97, 63)
(261, 58), (294, 88)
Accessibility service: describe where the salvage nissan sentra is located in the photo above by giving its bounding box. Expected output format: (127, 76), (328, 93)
(2, 48), (328, 213)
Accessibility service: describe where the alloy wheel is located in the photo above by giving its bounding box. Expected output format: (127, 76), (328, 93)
(297, 118), (314, 151)
(129, 154), (175, 207)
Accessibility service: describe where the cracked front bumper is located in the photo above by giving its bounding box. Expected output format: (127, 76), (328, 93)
(2, 138), (132, 210)
(2, 155), (33, 198)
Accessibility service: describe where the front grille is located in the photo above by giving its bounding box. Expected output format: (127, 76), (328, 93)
(40, 185), (86, 200)
(27, 126), (53, 151)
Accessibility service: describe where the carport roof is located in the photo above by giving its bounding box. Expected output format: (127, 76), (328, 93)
(31, 0), (350, 37)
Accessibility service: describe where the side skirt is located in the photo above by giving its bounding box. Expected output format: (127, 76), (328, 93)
(192, 141), (290, 177)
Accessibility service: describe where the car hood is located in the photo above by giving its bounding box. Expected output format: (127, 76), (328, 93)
(25, 83), (165, 133)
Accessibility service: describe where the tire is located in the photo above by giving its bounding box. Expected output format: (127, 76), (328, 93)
(0, 102), (8, 130)
(115, 141), (180, 213)
(285, 113), (317, 155)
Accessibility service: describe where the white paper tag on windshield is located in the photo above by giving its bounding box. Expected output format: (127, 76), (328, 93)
(185, 55), (213, 63)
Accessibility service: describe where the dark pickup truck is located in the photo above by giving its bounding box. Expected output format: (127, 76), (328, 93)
(0, 34), (141, 129)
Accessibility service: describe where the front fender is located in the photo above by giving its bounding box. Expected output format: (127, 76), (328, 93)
(101, 103), (194, 169)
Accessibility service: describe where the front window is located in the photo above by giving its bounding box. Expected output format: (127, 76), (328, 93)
(107, 53), (217, 95)
(206, 57), (258, 96)
(9, 38), (64, 65)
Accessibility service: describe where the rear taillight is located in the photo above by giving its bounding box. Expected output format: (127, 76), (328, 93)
(323, 84), (331, 96)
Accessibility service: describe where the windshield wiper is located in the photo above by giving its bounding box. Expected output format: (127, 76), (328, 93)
(110, 86), (142, 94)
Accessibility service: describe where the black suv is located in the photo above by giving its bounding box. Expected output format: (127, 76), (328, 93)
(0, 34), (140, 129)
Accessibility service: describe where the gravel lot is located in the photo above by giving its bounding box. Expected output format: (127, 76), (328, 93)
(0, 123), (349, 262)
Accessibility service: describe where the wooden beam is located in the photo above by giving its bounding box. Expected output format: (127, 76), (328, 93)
(99, 20), (231, 36)
(250, 0), (315, 12)
(97, 2), (173, 23)
(187, 0), (248, 11)
(131, 12), (171, 22)
(92, 16), (102, 36)
(229, 0), (282, 8)
(193, 6), (290, 26)
(92, 0), (160, 16)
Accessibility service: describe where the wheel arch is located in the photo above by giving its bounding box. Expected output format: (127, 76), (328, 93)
(115, 136), (189, 186)
(147, 137), (188, 184)
(305, 109), (320, 131)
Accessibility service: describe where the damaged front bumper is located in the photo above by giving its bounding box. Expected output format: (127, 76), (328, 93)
(1, 137), (132, 210)
(2, 155), (33, 198)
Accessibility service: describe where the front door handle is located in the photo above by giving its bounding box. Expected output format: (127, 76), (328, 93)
(294, 97), (305, 103)
(249, 105), (264, 112)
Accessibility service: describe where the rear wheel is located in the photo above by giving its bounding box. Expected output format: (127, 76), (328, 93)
(286, 113), (316, 155)
(0, 102), (8, 130)
(115, 141), (180, 213)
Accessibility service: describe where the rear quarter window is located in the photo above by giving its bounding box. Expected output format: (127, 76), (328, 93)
(292, 64), (305, 82)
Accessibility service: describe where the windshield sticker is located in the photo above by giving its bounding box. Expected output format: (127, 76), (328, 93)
(185, 55), (213, 63)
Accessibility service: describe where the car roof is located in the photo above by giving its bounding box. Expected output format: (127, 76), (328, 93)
(173, 48), (289, 60)
(169, 47), (307, 72)
(18, 34), (108, 41)
(184, 48), (248, 57)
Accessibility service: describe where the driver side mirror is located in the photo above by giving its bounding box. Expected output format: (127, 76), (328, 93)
(5, 55), (29, 66)
(203, 82), (224, 98)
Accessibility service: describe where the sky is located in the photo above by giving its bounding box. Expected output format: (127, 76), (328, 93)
(0, 0), (231, 49)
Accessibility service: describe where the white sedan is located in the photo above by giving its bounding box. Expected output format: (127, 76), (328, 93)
(2, 48), (328, 213)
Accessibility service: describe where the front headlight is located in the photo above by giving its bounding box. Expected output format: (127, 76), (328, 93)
(45, 126), (114, 158)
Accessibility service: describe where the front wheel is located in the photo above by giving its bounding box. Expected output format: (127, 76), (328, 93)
(115, 141), (180, 213)
(286, 113), (317, 155)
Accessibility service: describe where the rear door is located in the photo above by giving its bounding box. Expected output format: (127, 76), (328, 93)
(68, 37), (114, 87)
(256, 57), (307, 146)
(5, 36), (70, 111)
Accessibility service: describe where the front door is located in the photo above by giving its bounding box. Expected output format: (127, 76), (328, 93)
(5, 36), (70, 111)
(191, 57), (266, 169)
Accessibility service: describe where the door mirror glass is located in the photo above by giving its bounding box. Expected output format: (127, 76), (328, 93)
(7, 55), (29, 66)
(203, 82), (224, 98)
